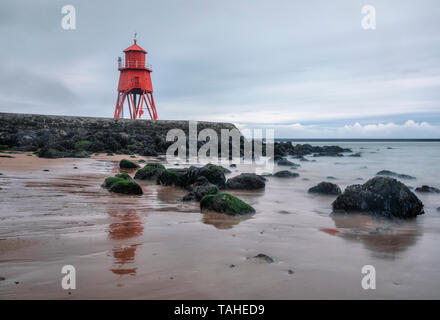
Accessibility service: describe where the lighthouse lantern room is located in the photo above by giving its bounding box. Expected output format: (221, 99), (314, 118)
(114, 36), (158, 120)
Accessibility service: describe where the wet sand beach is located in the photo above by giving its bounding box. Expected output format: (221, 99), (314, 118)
(1, 142), (440, 299)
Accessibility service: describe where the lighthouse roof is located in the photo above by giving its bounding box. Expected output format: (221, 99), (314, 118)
(123, 41), (147, 53)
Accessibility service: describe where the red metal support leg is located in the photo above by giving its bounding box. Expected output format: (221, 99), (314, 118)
(114, 91), (127, 119)
(150, 92), (158, 120)
(142, 93), (153, 120)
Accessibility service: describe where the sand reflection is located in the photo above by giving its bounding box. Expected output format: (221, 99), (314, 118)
(326, 213), (421, 259)
(107, 208), (144, 276)
(201, 211), (252, 229)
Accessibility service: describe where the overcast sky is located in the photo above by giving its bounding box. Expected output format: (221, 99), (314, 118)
(0, 0), (439, 138)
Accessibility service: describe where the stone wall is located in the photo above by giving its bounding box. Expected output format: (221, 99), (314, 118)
(0, 112), (239, 158)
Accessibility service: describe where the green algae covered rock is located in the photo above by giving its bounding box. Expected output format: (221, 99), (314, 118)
(157, 168), (189, 187)
(134, 163), (165, 180)
(200, 192), (255, 215)
(103, 172), (131, 187)
(119, 159), (140, 169)
(109, 180), (143, 195)
(115, 173), (132, 180)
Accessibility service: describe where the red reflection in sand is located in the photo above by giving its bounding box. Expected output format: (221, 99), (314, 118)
(108, 208), (144, 276)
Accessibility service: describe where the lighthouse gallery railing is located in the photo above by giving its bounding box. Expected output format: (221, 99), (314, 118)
(118, 59), (152, 69)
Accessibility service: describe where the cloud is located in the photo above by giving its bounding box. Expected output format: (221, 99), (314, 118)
(236, 120), (440, 138)
(0, 0), (439, 137)
(337, 120), (440, 138)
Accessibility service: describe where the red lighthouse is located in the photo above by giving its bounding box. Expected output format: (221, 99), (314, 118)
(114, 37), (158, 120)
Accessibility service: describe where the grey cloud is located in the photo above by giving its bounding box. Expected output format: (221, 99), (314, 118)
(0, 0), (439, 137)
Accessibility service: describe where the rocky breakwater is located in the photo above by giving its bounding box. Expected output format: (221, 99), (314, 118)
(0, 112), (238, 158)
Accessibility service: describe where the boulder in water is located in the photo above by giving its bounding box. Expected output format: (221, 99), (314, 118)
(308, 182), (341, 195)
(115, 173), (132, 180)
(226, 173), (266, 190)
(119, 159), (140, 169)
(200, 193), (255, 215)
(109, 180), (143, 195)
(277, 158), (295, 166)
(253, 253), (274, 263)
(182, 176), (219, 201)
(332, 176), (424, 218)
(273, 170), (299, 178)
(376, 170), (415, 180)
(102, 174), (142, 195)
(187, 164), (227, 188)
(134, 163), (165, 180)
(349, 152), (362, 157)
(415, 185), (440, 193)
(156, 168), (189, 188)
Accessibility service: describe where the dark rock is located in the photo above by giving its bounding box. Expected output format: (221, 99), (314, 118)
(277, 158), (295, 166)
(134, 163), (165, 180)
(226, 173), (266, 190)
(313, 152), (344, 157)
(308, 182), (341, 195)
(272, 155), (285, 161)
(109, 180), (143, 195)
(278, 210), (291, 214)
(415, 185), (440, 193)
(157, 168), (189, 188)
(288, 269), (294, 275)
(37, 147), (63, 159)
(376, 170), (416, 180)
(182, 177), (219, 201)
(253, 253), (274, 263)
(332, 176), (424, 218)
(200, 193), (255, 215)
(156, 163), (227, 189)
(115, 173), (132, 180)
(102, 173), (142, 194)
(437, 207), (440, 212)
(102, 174), (131, 188)
(216, 165), (232, 174)
(187, 164), (227, 188)
(273, 142), (351, 157)
(349, 152), (362, 157)
(326, 176), (337, 180)
(229, 164), (237, 168)
(273, 170), (299, 178)
(119, 159), (140, 169)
